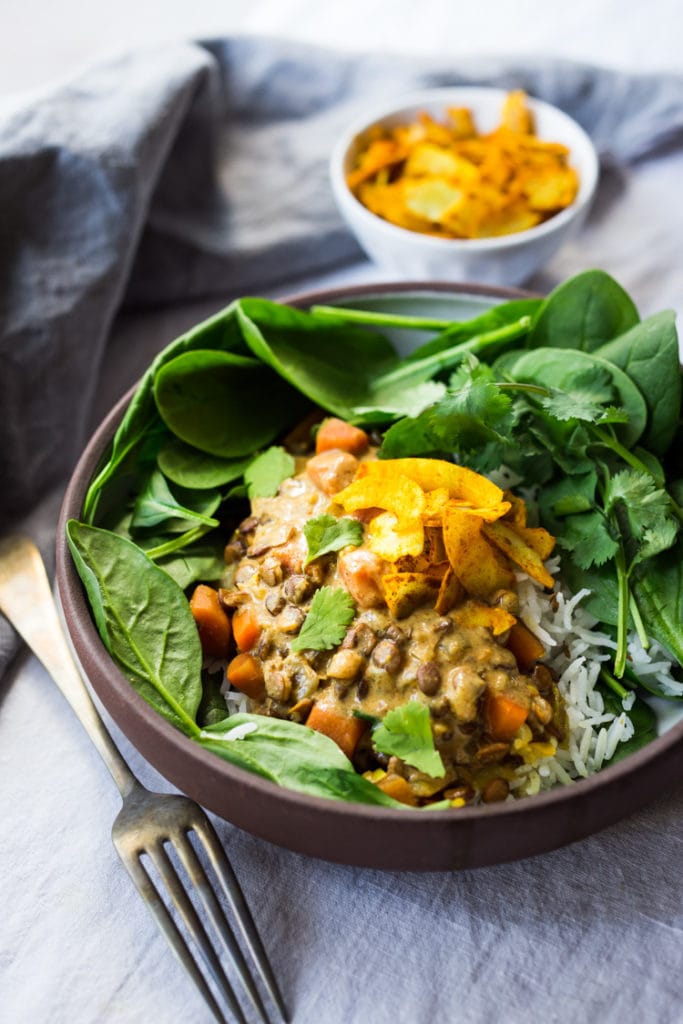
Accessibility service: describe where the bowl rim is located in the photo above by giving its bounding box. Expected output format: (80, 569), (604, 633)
(330, 85), (600, 253)
(56, 280), (683, 845)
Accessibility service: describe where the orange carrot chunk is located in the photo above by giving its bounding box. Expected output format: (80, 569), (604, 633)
(315, 417), (369, 456)
(189, 584), (232, 658)
(507, 622), (545, 671)
(232, 605), (262, 652)
(226, 653), (265, 700)
(376, 774), (419, 806)
(306, 704), (366, 759)
(485, 694), (529, 742)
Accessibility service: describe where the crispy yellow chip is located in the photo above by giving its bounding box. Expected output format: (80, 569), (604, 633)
(483, 520), (555, 589)
(452, 599), (517, 636)
(511, 524), (556, 561)
(357, 459), (505, 509)
(446, 498), (512, 522)
(502, 490), (527, 527)
(366, 511), (424, 561)
(443, 506), (515, 600)
(380, 571), (441, 619)
(434, 566), (463, 615)
(334, 474), (425, 519)
(334, 474), (425, 560)
(423, 487), (450, 520)
(500, 90), (535, 134)
(346, 89), (578, 241)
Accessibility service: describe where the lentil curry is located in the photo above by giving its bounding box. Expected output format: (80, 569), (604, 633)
(192, 418), (567, 808)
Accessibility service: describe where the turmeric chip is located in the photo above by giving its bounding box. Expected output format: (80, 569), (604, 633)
(452, 600), (517, 636)
(434, 566), (463, 615)
(357, 458), (504, 509)
(347, 90), (579, 240)
(483, 520), (555, 589)
(442, 506), (515, 600)
(380, 571), (442, 619)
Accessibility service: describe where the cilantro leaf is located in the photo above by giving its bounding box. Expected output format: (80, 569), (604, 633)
(244, 446), (295, 499)
(291, 587), (356, 652)
(554, 511), (619, 569)
(303, 515), (363, 566)
(539, 367), (615, 423)
(604, 469), (680, 566)
(372, 701), (445, 778)
(380, 355), (514, 461)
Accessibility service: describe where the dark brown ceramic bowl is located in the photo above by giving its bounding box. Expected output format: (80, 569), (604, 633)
(56, 281), (683, 871)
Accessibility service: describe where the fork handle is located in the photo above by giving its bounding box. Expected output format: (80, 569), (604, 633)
(0, 536), (137, 798)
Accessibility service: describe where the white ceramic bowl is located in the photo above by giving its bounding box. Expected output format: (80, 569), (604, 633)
(330, 86), (599, 286)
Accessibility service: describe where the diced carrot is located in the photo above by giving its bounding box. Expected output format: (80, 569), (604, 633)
(506, 622), (545, 671)
(189, 584), (232, 658)
(315, 417), (369, 456)
(226, 653), (265, 700)
(485, 694), (529, 741)
(232, 605), (262, 652)
(376, 774), (419, 807)
(306, 704), (366, 759)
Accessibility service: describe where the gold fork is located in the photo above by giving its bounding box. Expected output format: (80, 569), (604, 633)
(0, 535), (288, 1024)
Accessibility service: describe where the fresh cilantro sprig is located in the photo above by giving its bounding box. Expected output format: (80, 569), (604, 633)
(244, 446), (295, 499)
(303, 514), (364, 566)
(372, 702), (445, 778)
(291, 587), (356, 653)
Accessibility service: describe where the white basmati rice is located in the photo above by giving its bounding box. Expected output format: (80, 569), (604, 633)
(512, 557), (680, 794)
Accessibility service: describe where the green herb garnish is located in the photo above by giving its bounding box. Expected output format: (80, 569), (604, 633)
(290, 587), (356, 652)
(303, 514), (364, 565)
(372, 702), (445, 778)
(244, 446), (296, 499)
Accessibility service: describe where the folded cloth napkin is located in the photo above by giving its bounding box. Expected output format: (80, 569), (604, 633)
(2, 38), (683, 1024)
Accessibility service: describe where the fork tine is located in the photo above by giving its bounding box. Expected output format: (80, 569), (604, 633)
(174, 828), (277, 1024)
(119, 851), (235, 1024)
(189, 818), (290, 1024)
(145, 842), (254, 1024)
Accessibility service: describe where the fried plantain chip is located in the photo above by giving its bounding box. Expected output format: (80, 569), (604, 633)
(483, 520), (555, 589)
(357, 458), (505, 509)
(346, 90), (579, 241)
(451, 599), (517, 636)
(380, 571), (442, 619)
(443, 506), (515, 600)
(434, 566), (463, 615)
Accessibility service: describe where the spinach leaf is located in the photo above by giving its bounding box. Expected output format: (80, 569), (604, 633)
(198, 672), (230, 728)
(83, 303), (246, 523)
(66, 521), (202, 736)
(244, 446), (296, 499)
(530, 269), (640, 352)
(498, 346), (648, 448)
(157, 438), (252, 489)
(157, 541), (226, 591)
(154, 349), (308, 457)
(131, 469), (221, 531)
(560, 559), (620, 627)
(594, 311), (681, 455)
(632, 537), (683, 666)
(404, 298), (541, 362)
(235, 298), (396, 417)
(199, 714), (404, 806)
